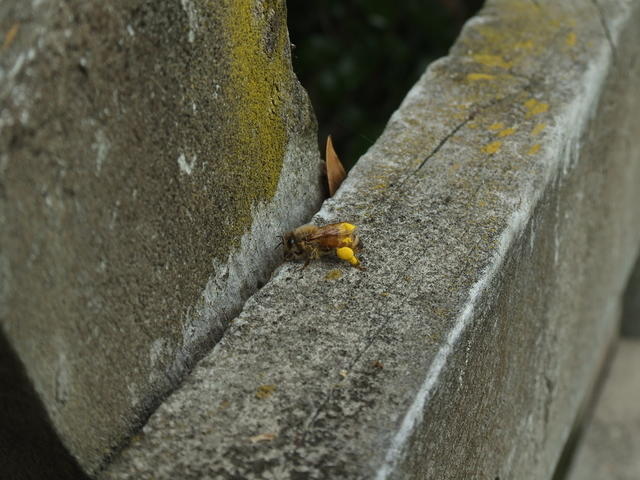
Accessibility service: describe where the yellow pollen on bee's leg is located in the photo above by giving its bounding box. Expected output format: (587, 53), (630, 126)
(341, 223), (357, 232)
(336, 247), (359, 266)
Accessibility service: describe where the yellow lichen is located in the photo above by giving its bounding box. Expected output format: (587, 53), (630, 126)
(464, 1), (576, 79)
(483, 141), (503, 154)
(513, 40), (535, 50)
(498, 127), (516, 138)
(324, 269), (343, 281)
(527, 144), (542, 155)
(531, 123), (547, 136)
(222, 0), (290, 238)
(467, 73), (495, 81)
(256, 384), (276, 399)
(566, 32), (577, 47)
(472, 54), (512, 69)
(489, 122), (505, 131)
(524, 99), (549, 117)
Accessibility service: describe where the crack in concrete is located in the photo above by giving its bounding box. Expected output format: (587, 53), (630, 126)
(589, 0), (618, 65)
(300, 314), (392, 443)
(395, 113), (477, 189)
(416, 114), (476, 172)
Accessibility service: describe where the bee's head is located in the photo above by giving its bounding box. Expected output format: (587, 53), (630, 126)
(281, 232), (293, 256)
(281, 231), (303, 260)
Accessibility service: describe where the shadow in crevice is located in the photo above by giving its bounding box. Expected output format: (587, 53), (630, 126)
(0, 332), (89, 480)
(621, 249), (640, 337)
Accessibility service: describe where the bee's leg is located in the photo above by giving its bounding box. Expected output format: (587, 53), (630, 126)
(348, 254), (366, 270)
(352, 235), (362, 252)
(299, 248), (320, 271)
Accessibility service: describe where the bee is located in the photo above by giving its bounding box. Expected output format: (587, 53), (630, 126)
(280, 222), (364, 269)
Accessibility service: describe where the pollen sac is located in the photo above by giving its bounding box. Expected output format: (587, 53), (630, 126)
(336, 247), (359, 266)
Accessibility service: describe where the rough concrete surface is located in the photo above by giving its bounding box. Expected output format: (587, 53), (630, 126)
(567, 339), (640, 480)
(0, 0), (322, 473)
(102, 0), (640, 479)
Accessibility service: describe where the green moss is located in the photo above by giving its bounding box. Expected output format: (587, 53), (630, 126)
(220, 0), (289, 237)
(177, 0), (298, 265)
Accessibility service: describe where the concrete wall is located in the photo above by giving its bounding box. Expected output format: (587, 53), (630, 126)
(0, 0), (322, 473)
(101, 0), (640, 478)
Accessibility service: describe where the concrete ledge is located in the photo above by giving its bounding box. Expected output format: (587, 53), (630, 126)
(102, 0), (640, 478)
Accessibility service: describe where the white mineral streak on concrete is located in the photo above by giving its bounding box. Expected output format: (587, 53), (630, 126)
(180, 0), (198, 43)
(109, 200), (120, 230)
(93, 130), (111, 175)
(0, 255), (11, 321)
(150, 338), (169, 367)
(55, 351), (70, 405)
(554, 197), (561, 266)
(148, 338), (170, 385)
(374, 21), (612, 480)
(127, 382), (139, 408)
(529, 216), (537, 252)
(7, 53), (26, 79)
(177, 153), (196, 175)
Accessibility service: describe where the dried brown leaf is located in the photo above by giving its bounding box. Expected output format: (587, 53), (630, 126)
(326, 135), (346, 197)
(3, 23), (20, 50)
(249, 433), (277, 443)
(255, 384), (276, 399)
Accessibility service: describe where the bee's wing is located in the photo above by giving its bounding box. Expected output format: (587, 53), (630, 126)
(305, 223), (356, 241)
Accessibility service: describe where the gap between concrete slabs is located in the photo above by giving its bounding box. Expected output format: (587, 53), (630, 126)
(100, 0), (640, 478)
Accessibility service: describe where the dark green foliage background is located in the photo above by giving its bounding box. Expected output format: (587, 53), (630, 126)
(288, 0), (484, 169)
